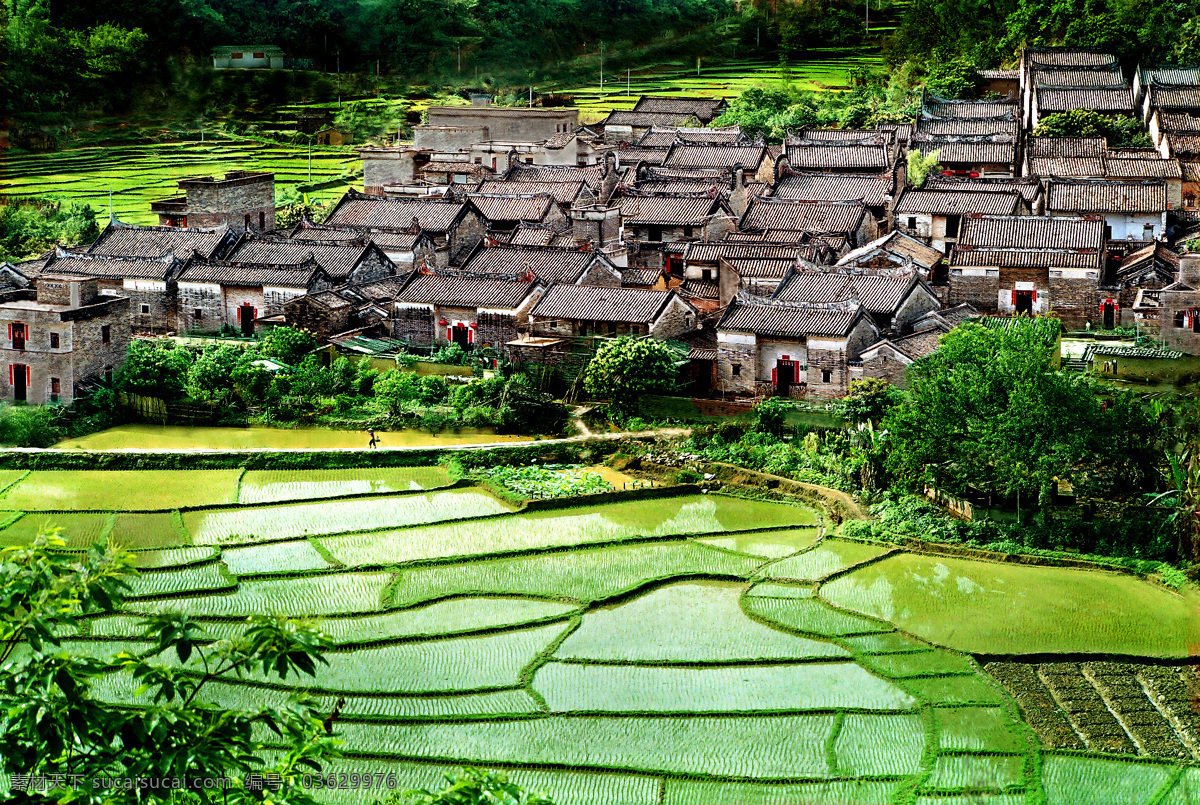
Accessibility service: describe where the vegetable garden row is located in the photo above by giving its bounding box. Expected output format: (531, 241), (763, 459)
(2, 464), (1197, 803)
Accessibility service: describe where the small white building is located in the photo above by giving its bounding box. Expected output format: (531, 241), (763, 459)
(211, 46), (286, 69)
(1045, 179), (1169, 241)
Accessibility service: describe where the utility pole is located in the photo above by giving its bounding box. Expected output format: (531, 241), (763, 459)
(458, 45), (461, 72)
(529, 86), (533, 108)
(599, 41), (605, 91)
(627, 68), (630, 96)
(865, 0), (869, 39)
(308, 136), (312, 182)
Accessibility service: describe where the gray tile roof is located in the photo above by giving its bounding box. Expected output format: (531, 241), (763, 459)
(177, 257), (321, 287)
(614, 147), (670, 167)
(1156, 111), (1200, 132)
(468, 193), (557, 223)
(504, 163), (607, 190)
(1165, 133), (1200, 156)
(476, 180), (586, 206)
(910, 135), (1018, 165)
(950, 248), (1101, 268)
(894, 188), (1020, 216)
(1027, 156), (1108, 178)
(796, 128), (896, 143)
(530, 283), (683, 323)
(685, 241), (821, 264)
(772, 270), (921, 314)
(326, 191), (468, 233)
(1147, 85), (1200, 110)
(662, 144), (771, 170)
(1036, 87), (1133, 114)
(923, 175), (1042, 203)
(1034, 68), (1125, 87)
(1140, 68), (1200, 85)
(638, 125), (743, 148)
(87, 221), (233, 259)
(921, 96), (1019, 118)
(717, 297), (865, 337)
(632, 96), (727, 121)
(621, 268), (663, 287)
(1045, 179), (1169, 213)
(770, 171), (891, 207)
(1104, 154), (1183, 179)
(916, 116), (1020, 137)
(784, 139), (892, 170)
(617, 194), (722, 226)
(837, 231), (944, 269)
(505, 224), (576, 247)
(227, 235), (376, 281)
(460, 243), (604, 283)
(739, 198), (866, 236)
(1026, 49), (1119, 67)
(603, 111), (703, 129)
(722, 257), (801, 278)
(957, 214), (1105, 250)
(395, 271), (539, 309)
(44, 252), (179, 281)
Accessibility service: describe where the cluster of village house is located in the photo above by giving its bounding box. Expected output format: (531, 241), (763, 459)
(9, 46), (1200, 405)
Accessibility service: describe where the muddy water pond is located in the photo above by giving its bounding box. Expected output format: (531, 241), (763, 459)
(53, 424), (532, 451)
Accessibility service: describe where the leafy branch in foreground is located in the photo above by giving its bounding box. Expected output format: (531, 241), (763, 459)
(0, 533), (340, 804)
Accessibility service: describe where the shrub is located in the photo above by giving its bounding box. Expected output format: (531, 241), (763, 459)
(260, 326), (318, 365)
(0, 405), (63, 447)
(118, 340), (194, 400)
(429, 342), (469, 365)
(753, 396), (793, 436)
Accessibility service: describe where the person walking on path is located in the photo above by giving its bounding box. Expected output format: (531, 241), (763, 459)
(367, 428), (379, 449)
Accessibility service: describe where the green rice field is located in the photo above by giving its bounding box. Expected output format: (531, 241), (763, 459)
(0, 139), (359, 226)
(556, 52), (886, 118)
(2, 465), (1196, 803)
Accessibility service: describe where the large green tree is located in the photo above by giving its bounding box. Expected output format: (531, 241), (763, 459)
(0, 534), (338, 804)
(582, 337), (679, 414)
(884, 321), (1159, 506)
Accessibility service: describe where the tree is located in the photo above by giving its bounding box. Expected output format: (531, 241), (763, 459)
(186, 344), (248, 403)
(836, 378), (903, 427)
(906, 148), (942, 188)
(582, 337), (678, 413)
(884, 321), (1159, 508)
(117, 340), (194, 400)
(1176, 16), (1200, 64)
(753, 396), (793, 436)
(923, 60), (981, 99)
(1032, 110), (1152, 148)
(260, 326), (318, 366)
(0, 533), (339, 804)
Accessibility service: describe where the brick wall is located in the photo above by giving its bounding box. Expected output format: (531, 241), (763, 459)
(949, 273), (999, 311)
(1160, 289), (1200, 354)
(475, 311), (519, 347)
(177, 283), (225, 332)
(183, 176), (275, 233)
(649, 296), (698, 340)
(1048, 275), (1099, 329)
(284, 296), (353, 341)
(347, 248), (397, 284)
(863, 349), (910, 388)
(449, 211), (487, 262)
(394, 305), (435, 346)
(715, 342), (756, 394)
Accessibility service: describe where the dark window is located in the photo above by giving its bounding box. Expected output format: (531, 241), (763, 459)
(944, 215), (961, 238)
(49, 332), (59, 349)
(474, 157), (482, 164)
(524, 157), (534, 164)
(101, 325), (111, 344)
(731, 364), (741, 376)
(821, 368), (832, 383)
(194, 308), (203, 320)
(244, 213), (252, 230)
(230, 52), (243, 59)
(683, 226), (694, 238)
(104, 367), (113, 384)
(907, 217), (916, 229)
(648, 226), (663, 241)
(140, 304), (150, 315)
(253, 52), (265, 59)
(702, 269), (714, 281)
(50, 377), (60, 402)
(260, 211), (266, 230)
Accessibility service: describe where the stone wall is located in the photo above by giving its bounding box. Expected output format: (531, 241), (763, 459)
(715, 333), (756, 395)
(180, 174), (275, 233)
(176, 283), (224, 332)
(347, 248), (397, 284)
(1049, 275), (1101, 329)
(284, 296), (353, 341)
(361, 150), (418, 190)
(449, 211), (487, 263)
(948, 272), (999, 311)
(578, 259), (622, 287)
(862, 348), (911, 388)
(425, 107), (578, 143)
(649, 296), (698, 340)
(1160, 288), (1200, 354)
(475, 311), (519, 348)
(892, 286), (941, 333)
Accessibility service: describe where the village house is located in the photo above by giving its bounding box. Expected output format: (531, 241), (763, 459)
(282, 276), (406, 342)
(0, 274), (130, 405)
(627, 166), (765, 217)
(893, 188), (1024, 255)
(913, 94), (1021, 178)
(35, 250), (182, 333)
(414, 106), (579, 154)
(1157, 255), (1200, 354)
(420, 161), (494, 185)
(524, 284), (698, 340)
(834, 231), (945, 283)
(1020, 48), (1132, 131)
(1023, 137), (1107, 179)
(600, 112), (705, 144)
(466, 193), (568, 233)
(613, 145), (670, 168)
(150, 171), (276, 233)
(1043, 179), (1168, 241)
(174, 257), (332, 336)
(948, 214), (1105, 327)
(660, 143), (777, 184)
(86, 220), (238, 260)
(771, 269), (941, 333)
(854, 303), (981, 387)
(783, 135), (897, 175)
(923, 175), (1045, 214)
(715, 297), (880, 398)
(617, 193), (733, 249)
(476, 179), (595, 212)
(458, 243), (622, 286)
(285, 218), (437, 269)
(768, 169), (896, 230)
(392, 270), (544, 349)
(632, 96), (729, 125)
(638, 125), (744, 148)
(324, 191), (487, 265)
(738, 198), (878, 253)
(211, 46), (286, 69)
(1112, 241), (1180, 320)
(224, 233), (398, 285)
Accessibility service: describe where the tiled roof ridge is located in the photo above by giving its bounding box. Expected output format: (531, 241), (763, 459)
(54, 247), (175, 264)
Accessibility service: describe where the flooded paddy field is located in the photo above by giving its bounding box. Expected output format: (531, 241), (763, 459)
(3, 465), (1196, 803)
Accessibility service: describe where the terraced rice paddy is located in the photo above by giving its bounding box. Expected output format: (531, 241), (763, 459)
(2, 464), (1195, 803)
(0, 140), (358, 226)
(556, 51), (886, 118)
(54, 423), (526, 450)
